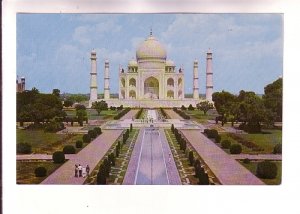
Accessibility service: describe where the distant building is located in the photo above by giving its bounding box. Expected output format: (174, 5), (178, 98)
(16, 76), (25, 92)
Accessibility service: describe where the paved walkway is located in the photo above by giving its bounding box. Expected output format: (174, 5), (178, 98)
(180, 130), (264, 185)
(17, 154), (76, 160)
(123, 128), (181, 185)
(120, 109), (139, 120)
(164, 109), (183, 120)
(231, 154), (282, 161)
(41, 130), (123, 184)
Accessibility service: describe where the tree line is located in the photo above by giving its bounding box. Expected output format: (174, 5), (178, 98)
(212, 78), (282, 133)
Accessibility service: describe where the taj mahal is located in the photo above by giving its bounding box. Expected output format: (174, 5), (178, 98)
(88, 31), (213, 108)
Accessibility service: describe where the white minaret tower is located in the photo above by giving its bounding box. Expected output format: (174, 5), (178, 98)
(89, 50), (98, 102)
(206, 49), (213, 101)
(104, 59), (110, 99)
(193, 60), (199, 99)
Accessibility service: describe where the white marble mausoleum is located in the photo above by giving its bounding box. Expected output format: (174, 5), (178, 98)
(89, 31), (213, 108)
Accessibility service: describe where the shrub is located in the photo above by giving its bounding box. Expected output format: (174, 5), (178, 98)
(94, 127), (102, 135)
(130, 124), (133, 132)
(273, 144), (282, 154)
(44, 121), (65, 132)
(52, 151), (65, 163)
(230, 144), (242, 154)
(188, 104), (195, 111)
(135, 108), (143, 119)
(83, 134), (91, 143)
(114, 108), (130, 119)
(256, 161), (277, 179)
(199, 172), (210, 185)
(221, 140), (231, 149)
(243, 158), (251, 164)
(17, 142), (32, 154)
(171, 124), (175, 133)
(110, 106), (116, 111)
(88, 130), (97, 139)
(96, 164), (106, 184)
(34, 167), (47, 177)
(188, 151), (194, 166)
(103, 158), (111, 178)
(75, 140), (83, 148)
(108, 153), (116, 166)
(63, 145), (76, 154)
(181, 105), (187, 110)
(205, 129), (219, 139)
(215, 134), (221, 143)
(116, 144), (120, 157)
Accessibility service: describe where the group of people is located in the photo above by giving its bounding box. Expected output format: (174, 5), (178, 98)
(75, 164), (90, 178)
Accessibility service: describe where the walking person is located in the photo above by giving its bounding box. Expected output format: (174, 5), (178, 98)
(75, 164), (78, 177)
(86, 165), (90, 176)
(82, 166), (87, 178)
(78, 164), (83, 177)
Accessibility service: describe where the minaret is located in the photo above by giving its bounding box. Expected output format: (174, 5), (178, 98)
(21, 77), (25, 92)
(104, 59), (110, 99)
(89, 50), (98, 102)
(206, 49), (213, 101)
(193, 60), (199, 99)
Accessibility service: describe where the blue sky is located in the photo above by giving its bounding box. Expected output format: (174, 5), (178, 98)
(17, 13), (283, 94)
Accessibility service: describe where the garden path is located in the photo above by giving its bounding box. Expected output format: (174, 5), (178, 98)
(180, 130), (264, 185)
(41, 130), (123, 184)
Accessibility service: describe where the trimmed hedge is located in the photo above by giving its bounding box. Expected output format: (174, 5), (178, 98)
(273, 144), (282, 154)
(88, 130), (97, 139)
(52, 151), (65, 163)
(173, 108), (190, 119)
(83, 134), (91, 143)
(243, 158), (251, 164)
(114, 108), (130, 120)
(75, 140), (83, 148)
(228, 133), (264, 151)
(63, 145), (76, 154)
(135, 108), (144, 119)
(221, 140), (231, 149)
(17, 142), (32, 154)
(256, 161), (277, 179)
(229, 144), (242, 154)
(34, 167), (47, 177)
(94, 127), (102, 135)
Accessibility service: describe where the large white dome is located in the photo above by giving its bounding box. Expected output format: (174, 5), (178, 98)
(136, 35), (167, 61)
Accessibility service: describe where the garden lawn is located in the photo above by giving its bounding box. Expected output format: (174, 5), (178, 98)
(241, 161), (282, 185)
(17, 161), (63, 184)
(241, 130), (282, 154)
(64, 109), (119, 120)
(183, 110), (215, 123)
(17, 129), (84, 154)
(219, 133), (252, 154)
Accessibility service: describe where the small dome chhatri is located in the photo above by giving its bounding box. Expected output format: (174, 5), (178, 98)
(128, 58), (138, 67)
(136, 32), (167, 61)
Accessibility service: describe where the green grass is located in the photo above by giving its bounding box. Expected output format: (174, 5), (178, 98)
(17, 161), (63, 184)
(241, 130), (282, 154)
(218, 129), (282, 154)
(241, 161), (282, 185)
(219, 133), (252, 154)
(17, 129), (84, 154)
(183, 110), (215, 123)
(64, 109), (119, 120)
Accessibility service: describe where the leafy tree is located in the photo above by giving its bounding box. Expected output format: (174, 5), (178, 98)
(67, 94), (89, 103)
(88, 130), (97, 139)
(92, 100), (108, 116)
(263, 78), (282, 122)
(63, 99), (74, 107)
(52, 89), (60, 97)
(97, 164), (106, 184)
(83, 134), (91, 143)
(196, 101), (214, 115)
(188, 104), (195, 111)
(17, 88), (64, 125)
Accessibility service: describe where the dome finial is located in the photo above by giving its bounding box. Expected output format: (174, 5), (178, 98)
(150, 27), (152, 36)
